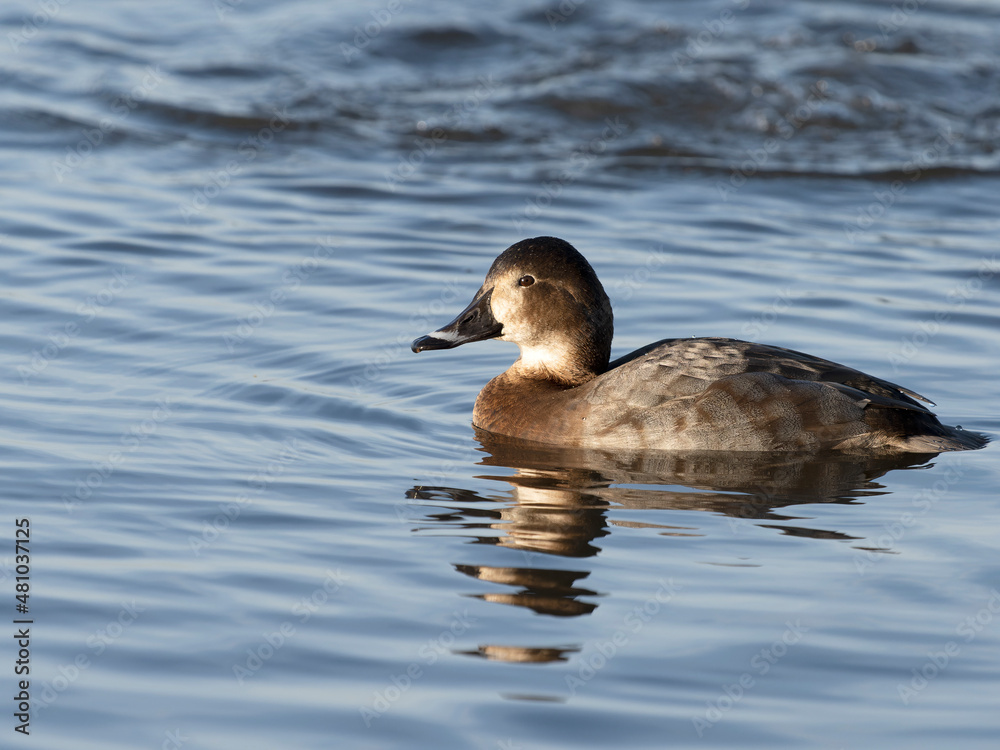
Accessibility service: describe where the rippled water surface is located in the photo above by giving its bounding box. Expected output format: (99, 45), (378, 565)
(3, 1), (1000, 748)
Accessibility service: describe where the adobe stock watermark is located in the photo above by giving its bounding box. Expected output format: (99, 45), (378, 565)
(158, 729), (189, 750)
(843, 125), (959, 243)
(725, 486), (780, 535)
(384, 74), (497, 192)
(359, 608), (478, 726)
(189, 439), (308, 555)
(7, 0), (71, 52)
(510, 116), (629, 231)
(19, 267), (135, 383)
(546, 0), (587, 28)
(877, 0), (929, 40)
(178, 107), (291, 222)
(222, 236), (338, 352)
(716, 80), (829, 202)
(340, 0), (412, 62)
(887, 255), (997, 373)
(214, 0), (244, 21)
(61, 397), (174, 513)
(0, 556), (15, 585)
(672, 0), (751, 68)
(233, 569), (348, 684)
(34, 600), (145, 714)
(741, 288), (804, 338)
(897, 588), (1000, 705)
(852, 458), (967, 575)
(396, 441), (484, 522)
(52, 66), (167, 182)
(691, 619), (810, 736)
(351, 274), (469, 393)
(612, 247), (671, 301)
(565, 578), (683, 696)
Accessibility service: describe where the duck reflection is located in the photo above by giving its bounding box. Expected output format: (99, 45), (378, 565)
(454, 564), (598, 617)
(405, 430), (936, 662)
(456, 644), (580, 664)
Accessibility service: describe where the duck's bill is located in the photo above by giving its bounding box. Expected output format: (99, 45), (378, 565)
(412, 288), (502, 353)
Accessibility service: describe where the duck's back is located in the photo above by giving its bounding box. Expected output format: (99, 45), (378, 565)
(541, 337), (986, 452)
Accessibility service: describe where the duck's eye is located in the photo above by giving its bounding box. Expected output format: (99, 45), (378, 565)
(518, 275), (535, 287)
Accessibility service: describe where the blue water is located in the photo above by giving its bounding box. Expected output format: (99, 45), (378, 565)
(2, 1), (999, 748)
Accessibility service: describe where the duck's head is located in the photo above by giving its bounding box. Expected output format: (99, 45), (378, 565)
(412, 237), (613, 386)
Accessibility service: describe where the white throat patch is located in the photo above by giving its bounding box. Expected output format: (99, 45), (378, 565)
(514, 340), (571, 374)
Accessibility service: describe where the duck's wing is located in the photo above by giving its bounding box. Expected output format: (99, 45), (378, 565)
(576, 337), (983, 452)
(604, 337), (934, 413)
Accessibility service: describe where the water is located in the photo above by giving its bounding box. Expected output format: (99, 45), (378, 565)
(2, 1), (999, 748)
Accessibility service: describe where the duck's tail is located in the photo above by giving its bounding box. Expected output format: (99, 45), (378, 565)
(844, 398), (991, 454)
(889, 423), (990, 453)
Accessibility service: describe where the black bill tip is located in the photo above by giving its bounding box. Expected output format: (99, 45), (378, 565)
(411, 335), (456, 353)
(409, 287), (502, 354)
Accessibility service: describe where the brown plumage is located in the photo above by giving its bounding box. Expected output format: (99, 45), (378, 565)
(412, 237), (988, 453)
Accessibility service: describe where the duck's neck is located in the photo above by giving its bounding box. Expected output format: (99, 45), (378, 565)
(510, 340), (605, 387)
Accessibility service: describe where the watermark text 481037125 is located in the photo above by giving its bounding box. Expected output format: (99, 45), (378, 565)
(14, 518), (32, 736)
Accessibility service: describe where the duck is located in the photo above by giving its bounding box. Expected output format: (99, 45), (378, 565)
(411, 237), (988, 453)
